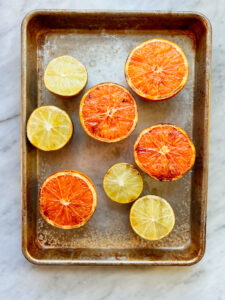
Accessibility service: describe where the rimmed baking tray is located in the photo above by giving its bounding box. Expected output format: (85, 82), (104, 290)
(21, 10), (211, 265)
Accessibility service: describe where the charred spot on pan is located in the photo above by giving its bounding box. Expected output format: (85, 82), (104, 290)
(122, 99), (126, 103)
(112, 147), (121, 157)
(135, 170), (142, 176)
(151, 187), (158, 194)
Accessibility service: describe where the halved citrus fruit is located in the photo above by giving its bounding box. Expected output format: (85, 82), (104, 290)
(134, 124), (196, 181)
(125, 39), (189, 101)
(39, 170), (97, 229)
(27, 105), (73, 151)
(130, 195), (175, 240)
(103, 163), (143, 204)
(79, 83), (138, 143)
(44, 55), (87, 97)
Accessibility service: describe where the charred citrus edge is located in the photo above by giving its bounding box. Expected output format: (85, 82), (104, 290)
(26, 105), (73, 152)
(133, 124), (196, 181)
(79, 83), (138, 143)
(39, 170), (97, 229)
(129, 195), (175, 240)
(103, 162), (143, 204)
(44, 56), (88, 97)
(125, 39), (189, 101)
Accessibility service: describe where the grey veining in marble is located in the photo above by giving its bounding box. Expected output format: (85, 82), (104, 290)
(0, 0), (224, 299)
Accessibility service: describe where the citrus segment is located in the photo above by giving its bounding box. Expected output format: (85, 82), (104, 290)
(134, 124), (196, 181)
(125, 39), (189, 101)
(39, 170), (97, 229)
(27, 106), (73, 151)
(130, 195), (175, 240)
(79, 83), (138, 142)
(44, 55), (87, 96)
(103, 163), (143, 204)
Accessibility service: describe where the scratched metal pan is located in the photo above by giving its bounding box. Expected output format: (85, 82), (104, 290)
(21, 10), (211, 265)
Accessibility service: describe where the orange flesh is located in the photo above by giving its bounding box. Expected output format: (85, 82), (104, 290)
(126, 39), (188, 100)
(134, 125), (195, 181)
(40, 172), (96, 228)
(80, 83), (137, 142)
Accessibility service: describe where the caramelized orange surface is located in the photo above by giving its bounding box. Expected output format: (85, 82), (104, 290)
(79, 83), (138, 142)
(134, 124), (196, 181)
(125, 39), (188, 101)
(39, 171), (97, 229)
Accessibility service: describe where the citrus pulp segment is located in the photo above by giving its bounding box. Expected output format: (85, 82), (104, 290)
(26, 105), (73, 151)
(103, 163), (143, 203)
(134, 124), (196, 181)
(130, 195), (175, 240)
(44, 55), (87, 97)
(79, 83), (138, 142)
(125, 39), (189, 101)
(39, 170), (97, 229)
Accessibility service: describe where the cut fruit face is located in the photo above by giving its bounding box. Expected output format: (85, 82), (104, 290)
(79, 83), (138, 143)
(103, 163), (143, 204)
(130, 195), (175, 240)
(27, 105), (73, 151)
(125, 39), (189, 101)
(39, 170), (97, 229)
(134, 124), (196, 181)
(44, 55), (87, 97)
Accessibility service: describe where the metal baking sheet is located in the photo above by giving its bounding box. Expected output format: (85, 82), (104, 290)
(21, 10), (211, 265)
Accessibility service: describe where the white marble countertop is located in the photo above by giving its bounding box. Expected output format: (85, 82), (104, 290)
(0, 0), (224, 299)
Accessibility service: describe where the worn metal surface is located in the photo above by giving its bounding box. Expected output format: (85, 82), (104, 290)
(21, 10), (211, 265)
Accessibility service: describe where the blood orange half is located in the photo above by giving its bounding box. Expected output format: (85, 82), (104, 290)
(39, 170), (97, 229)
(125, 39), (189, 101)
(134, 124), (196, 181)
(79, 83), (138, 142)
